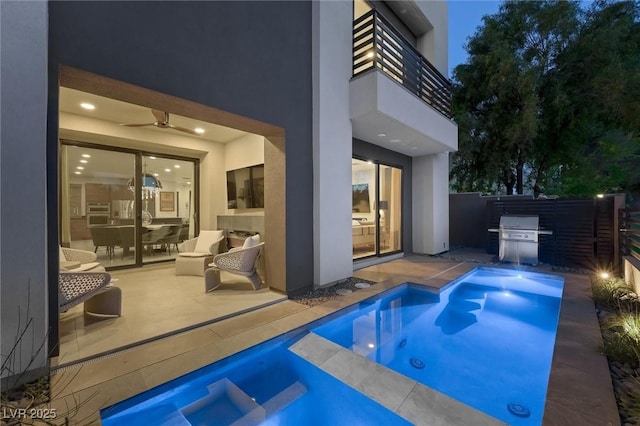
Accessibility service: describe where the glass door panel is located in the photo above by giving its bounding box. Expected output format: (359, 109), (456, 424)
(141, 155), (195, 264)
(379, 164), (402, 254)
(60, 144), (137, 267)
(352, 159), (377, 259)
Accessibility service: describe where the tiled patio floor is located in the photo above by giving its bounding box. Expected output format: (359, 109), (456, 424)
(48, 255), (619, 425)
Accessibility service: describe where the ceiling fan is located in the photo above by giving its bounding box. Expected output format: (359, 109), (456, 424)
(121, 109), (199, 135)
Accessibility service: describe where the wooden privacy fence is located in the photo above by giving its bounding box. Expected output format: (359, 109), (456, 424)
(487, 197), (617, 269)
(621, 209), (640, 263)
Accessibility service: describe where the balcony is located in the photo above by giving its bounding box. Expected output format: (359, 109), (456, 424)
(350, 10), (457, 156)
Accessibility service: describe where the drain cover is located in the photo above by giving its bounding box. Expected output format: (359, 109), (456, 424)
(409, 358), (425, 369)
(507, 402), (531, 418)
(355, 282), (371, 289)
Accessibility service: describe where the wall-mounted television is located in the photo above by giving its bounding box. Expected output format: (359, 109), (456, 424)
(352, 183), (371, 213)
(227, 164), (264, 209)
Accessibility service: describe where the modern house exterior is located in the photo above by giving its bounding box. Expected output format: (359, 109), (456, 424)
(1, 0), (456, 383)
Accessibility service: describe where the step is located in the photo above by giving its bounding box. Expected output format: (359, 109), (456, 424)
(181, 378), (265, 426)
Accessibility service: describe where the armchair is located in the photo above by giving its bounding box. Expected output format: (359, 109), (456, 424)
(59, 271), (121, 317)
(205, 235), (264, 292)
(175, 230), (225, 276)
(59, 246), (106, 272)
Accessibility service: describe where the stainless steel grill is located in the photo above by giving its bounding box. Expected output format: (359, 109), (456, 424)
(489, 215), (552, 265)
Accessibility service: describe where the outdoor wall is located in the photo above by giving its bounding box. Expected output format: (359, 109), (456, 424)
(625, 257), (640, 293)
(312, 0), (353, 286)
(1, 1), (49, 384)
(48, 1), (313, 295)
(415, 0), (449, 76)
(413, 152), (449, 254)
(353, 138), (413, 255)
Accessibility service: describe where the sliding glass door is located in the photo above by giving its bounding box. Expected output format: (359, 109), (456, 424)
(60, 142), (196, 269)
(352, 158), (402, 260)
(140, 154), (195, 264)
(61, 144), (138, 267)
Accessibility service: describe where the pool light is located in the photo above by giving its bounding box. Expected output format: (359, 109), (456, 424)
(368, 343), (375, 349)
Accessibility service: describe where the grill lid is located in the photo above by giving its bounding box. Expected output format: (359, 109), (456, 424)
(499, 215), (539, 230)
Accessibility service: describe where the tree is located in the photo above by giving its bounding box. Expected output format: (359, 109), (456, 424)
(451, 0), (640, 197)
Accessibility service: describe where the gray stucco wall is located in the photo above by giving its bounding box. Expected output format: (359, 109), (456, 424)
(48, 2), (314, 294)
(1, 1), (49, 384)
(353, 138), (413, 254)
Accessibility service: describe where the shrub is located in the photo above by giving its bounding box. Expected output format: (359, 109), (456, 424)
(603, 310), (640, 367)
(592, 277), (636, 312)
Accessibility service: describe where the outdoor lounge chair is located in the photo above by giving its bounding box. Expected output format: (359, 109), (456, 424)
(59, 246), (106, 272)
(175, 230), (225, 276)
(205, 235), (264, 292)
(58, 271), (122, 317)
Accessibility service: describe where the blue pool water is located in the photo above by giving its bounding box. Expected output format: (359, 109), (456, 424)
(101, 267), (563, 425)
(313, 267), (564, 425)
(101, 334), (411, 426)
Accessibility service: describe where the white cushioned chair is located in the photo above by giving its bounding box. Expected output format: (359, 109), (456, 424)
(59, 246), (106, 272)
(175, 230), (225, 276)
(205, 235), (264, 292)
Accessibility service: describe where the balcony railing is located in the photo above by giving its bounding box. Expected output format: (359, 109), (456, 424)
(353, 9), (452, 119)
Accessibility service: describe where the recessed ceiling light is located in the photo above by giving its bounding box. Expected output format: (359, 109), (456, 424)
(367, 52), (374, 58)
(174, 165), (181, 168)
(80, 102), (95, 111)
(153, 173), (159, 177)
(194, 127), (205, 134)
(390, 139), (401, 143)
(74, 171), (81, 175)
(76, 166), (84, 170)
(187, 182), (191, 185)
(80, 159), (88, 163)
(367, 161), (374, 165)
(82, 154), (91, 158)
(148, 156), (156, 160)
(164, 168), (171, 172)
(377, 133), (386, 137)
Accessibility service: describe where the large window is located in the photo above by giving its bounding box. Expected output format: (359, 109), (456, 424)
(352, 158), (402, 259)
(60, 142), (196, 269)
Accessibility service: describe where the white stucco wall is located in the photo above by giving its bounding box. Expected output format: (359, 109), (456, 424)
(312, 0), (353, 286)
(224, 134), (264, 172)
(415, 0), (449, 76)
(413, 152), (450, 254)
(1, 1), (49, 381)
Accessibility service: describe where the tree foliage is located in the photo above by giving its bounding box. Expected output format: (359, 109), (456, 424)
(451, 0), (640, 196)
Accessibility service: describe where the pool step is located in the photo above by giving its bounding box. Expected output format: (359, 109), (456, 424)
(181, 378), (265, 426)
(180, 378), (307, 425)
(262, 381), (307, 416)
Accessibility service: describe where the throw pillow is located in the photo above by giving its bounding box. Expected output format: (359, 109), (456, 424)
(194, 230), (224, 253)
(243, 234), (260, 249)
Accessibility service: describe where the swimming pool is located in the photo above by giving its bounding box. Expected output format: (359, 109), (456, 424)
(101, 266), (563, 425)
(100, 333), (411, 426)
(313, 267), (564, 425)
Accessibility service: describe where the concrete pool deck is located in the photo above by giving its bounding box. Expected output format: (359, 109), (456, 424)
(48, 255), (619, 425)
